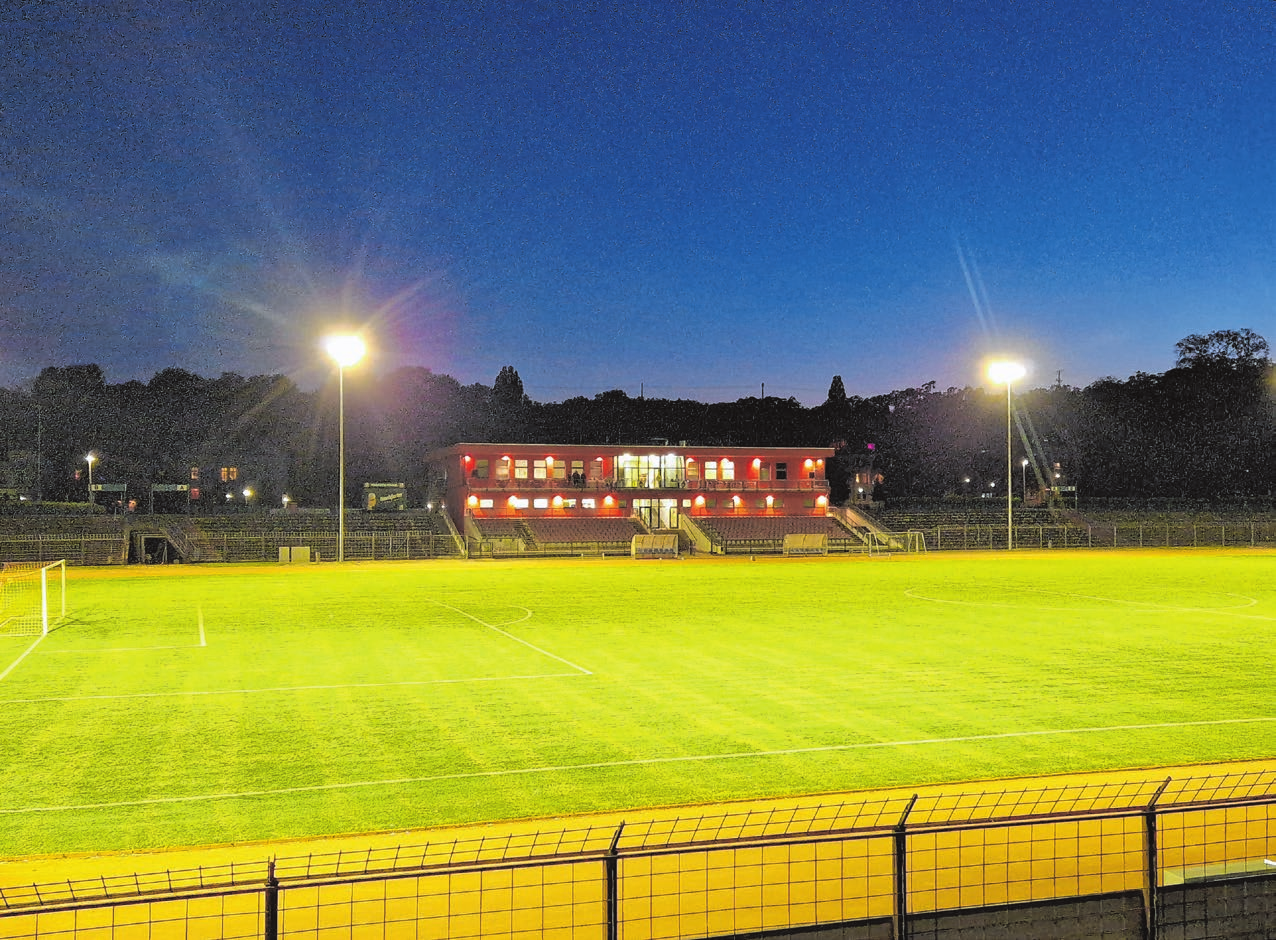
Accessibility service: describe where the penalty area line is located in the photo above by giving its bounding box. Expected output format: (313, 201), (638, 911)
(0, 634), (45, 683)
(6, 715), (1275, 816)
(45, 608), (209, 654)
(427, 599), (592, 675)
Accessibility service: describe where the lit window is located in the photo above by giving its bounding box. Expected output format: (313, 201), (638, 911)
(582, 498), (597, 509)
(514, 459), (529, 480)
(705, 461), (718, 480)
(533, 459), (547, 480)
(190, 466), (200, 481)
(496, 458), (510, 481)
(533, 498), (549, 509)
(720, 459), (735, 480)
(479, 498), (494, 509)
(508, 496), (529, 509)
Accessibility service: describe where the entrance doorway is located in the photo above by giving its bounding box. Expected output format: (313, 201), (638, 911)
(633, 498), (679, 530)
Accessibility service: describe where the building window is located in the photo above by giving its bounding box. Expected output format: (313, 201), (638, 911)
(533, 498), (549, 509)
(473, 459), (489, 479)
(190, 466), (200, 481)
(479, 498), (494, 509)
(514, 459), (529, 480)
(705, 461), (718, 481)
(553, 461), (566, 481)
(533, 459), (548, 480)
(582, 498), (596, 509)
(570, 460), (584, 484)
(720, 459), (735, 481)
(496, 459), (510, 481)
(686, 460), (699, 482)
(776, 462), (787, 480)
(220, 467), (238, 482)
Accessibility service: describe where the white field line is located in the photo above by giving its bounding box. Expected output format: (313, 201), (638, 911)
(0, 634), (45, 683)
(5, 715), (1276, 816)
(44, 607), (209, 654)
(0, 672), (586, 706)
(905, 588), (1276, 620)
(427, 600), (593, 675)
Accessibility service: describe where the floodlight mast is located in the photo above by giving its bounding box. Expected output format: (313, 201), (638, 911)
(987, 361), (1025, 550)
(325, 334), (366, 562)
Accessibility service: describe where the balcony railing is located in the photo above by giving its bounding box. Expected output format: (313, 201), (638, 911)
(472, 477), (830, 493)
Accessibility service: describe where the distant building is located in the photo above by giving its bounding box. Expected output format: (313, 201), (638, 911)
(428, 442), (834, 533)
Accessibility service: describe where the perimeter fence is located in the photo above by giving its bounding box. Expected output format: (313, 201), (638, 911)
(4, 768), (1275, 939)
(905, 522), (1276, 553)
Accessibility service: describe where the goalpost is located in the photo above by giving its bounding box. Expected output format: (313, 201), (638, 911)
(0, 560), (68, 637)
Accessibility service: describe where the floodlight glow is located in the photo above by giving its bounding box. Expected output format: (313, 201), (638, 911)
(325, 334), (365, 368)
(988, 361), (1026, 385)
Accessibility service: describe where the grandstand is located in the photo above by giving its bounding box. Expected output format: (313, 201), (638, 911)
(0, 511), (462, 565)
(689, 513), (865, 554)
(467, 515), (643, 556)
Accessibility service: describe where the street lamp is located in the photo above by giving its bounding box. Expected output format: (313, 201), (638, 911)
(988, 361), (1026, 550)
(85, 453), (96, 504)
(1021, 457), (1029, 499)
(325, 334), (366, 562)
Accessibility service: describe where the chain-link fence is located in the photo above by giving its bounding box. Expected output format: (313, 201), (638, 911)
(4, 768), (1274, 939)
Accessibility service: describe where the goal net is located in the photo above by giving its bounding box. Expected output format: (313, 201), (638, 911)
(0, 560), (67, 637)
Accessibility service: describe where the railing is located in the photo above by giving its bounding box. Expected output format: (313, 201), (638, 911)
(199, 531), (460, 562)
(482, 478), (831, 493)
(3, 768), (1274, 939)
(0, 534), (124, 565)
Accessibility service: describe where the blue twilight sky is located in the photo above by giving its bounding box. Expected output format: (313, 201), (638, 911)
(1, 1), (1272, 404)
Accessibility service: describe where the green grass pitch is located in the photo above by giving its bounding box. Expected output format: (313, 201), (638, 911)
(1, 550), (1273, 858)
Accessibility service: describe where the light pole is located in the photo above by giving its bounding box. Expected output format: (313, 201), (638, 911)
(988, 361), (1025, 550)
(85, 453), (96, 505)
(325, 334), (366, 562)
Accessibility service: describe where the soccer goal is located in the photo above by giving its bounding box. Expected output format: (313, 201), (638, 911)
(0, 560), (68, 637)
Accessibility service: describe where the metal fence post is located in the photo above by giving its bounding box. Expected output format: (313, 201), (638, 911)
(606, 823), (625, 940)
(262, 857), (279, 940)
(894, 794), (918, 940)
(1143, 778), (1171, 940)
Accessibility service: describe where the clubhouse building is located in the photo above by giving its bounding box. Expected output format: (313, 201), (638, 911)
(429, 443), (836, 536)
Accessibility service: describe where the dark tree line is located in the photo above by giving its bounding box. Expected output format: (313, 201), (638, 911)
(0, 330), (1271, 510)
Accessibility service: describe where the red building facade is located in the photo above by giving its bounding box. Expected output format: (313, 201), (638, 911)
(430, 443), (835, 532)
